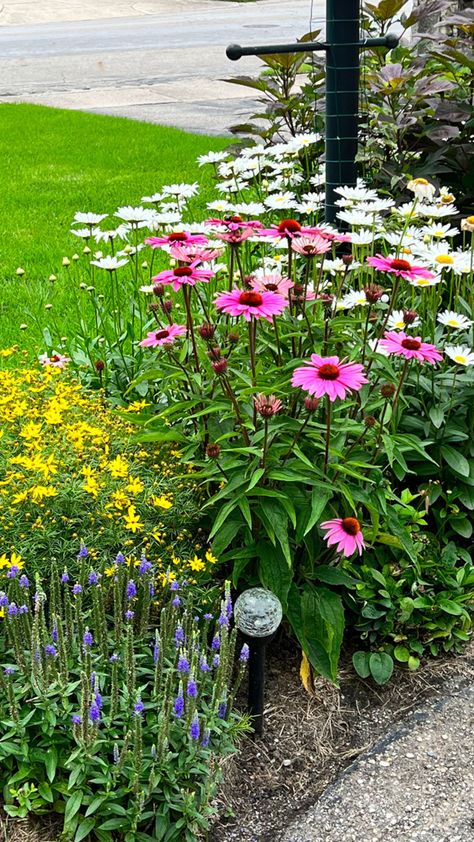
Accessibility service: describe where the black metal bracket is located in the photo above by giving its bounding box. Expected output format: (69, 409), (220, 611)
(226, 33), (399, 61)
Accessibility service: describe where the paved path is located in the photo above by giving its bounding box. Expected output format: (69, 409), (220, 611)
(281, 679), (474, 842)
(0, 0), (325, 134)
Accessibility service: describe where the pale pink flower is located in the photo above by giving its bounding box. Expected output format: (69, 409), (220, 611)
(215, 288), (287, 322)
(205, 217), (263, 231)
(214, 228), (254, 245)
(291, 235), (332, 256)
(153, 262), (214, 292)
(367, 254), (435, 281)
(145, 232), (208, 248)
(258, 218), (316, 239)
(378, 331), (443, 364)
(170, 244), (223, 263)
(254, 394), (283, 417)
(38, 351), (70, 368)
(250, 274), (294, 297)
(291, 355), (368, 402)
(320, 517), (365, 557)
(139, 324), (187, 347)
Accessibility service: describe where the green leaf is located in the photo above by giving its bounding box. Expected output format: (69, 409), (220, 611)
(38, 782), (54, 803)
(247, 468), (265, 491)
(352, 651), (371, 679)
(313, 565), (357, 589)
(208, 498), (240, 540)
(429, 406), (445, 429)
(369, 652), (394, 685)
(75, 818), (96, 842)
(438, 598), (466, 616)
(85, 796), (108, 818)
(450, 517), (473, 539)
(408, 656), (420, 671)
(45, 748), (58, 783)
(304, 488), (332, 537)
(98, 819), (128, 831)
(211, 517), (242, 557)
(301, 585), (345, 684)
(257, 499), (292, 567)
(64, 792), (83, 827)
(258, 543), (292, 611)
(393, 645), (410, 663)
(441, 445), (470, 478)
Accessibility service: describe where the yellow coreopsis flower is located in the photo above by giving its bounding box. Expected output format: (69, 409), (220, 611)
(123, 505), (144, 533)
(205, 550), (218, 565)
(126, 476), (144, 495)
(29, 485), (58, 502)
(107, 455), (129, 479)
(189, 555), (205, 572)
(152, 495), (172, 510)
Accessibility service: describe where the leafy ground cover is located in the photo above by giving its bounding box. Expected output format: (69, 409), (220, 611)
(0, 104), (228, 350)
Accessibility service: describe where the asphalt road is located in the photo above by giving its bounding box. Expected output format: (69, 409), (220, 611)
(0, 0), (325, 134)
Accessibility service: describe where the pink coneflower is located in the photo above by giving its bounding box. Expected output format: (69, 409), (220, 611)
(291, 235), (332, 256)
(214, 228), (254, 245)
(215, 288), (287, 322)
(320, 517), (365, 557)
(254, 394), (283, 417)
(169, 244), (223, 263)
(250, 274), (294, 297)
(367, 254), (435, 282)
(145, 232), (208, 248)
(206, 216), (263, 231)
(153, 262), (215, 292)
(258, 218), (316, 239)
(38, 351), (70, 368)
(291, 355), (368, 401)
(378, 331), (443, 364)
(139, 324), (187, 347)
(306, 226), (352, 244)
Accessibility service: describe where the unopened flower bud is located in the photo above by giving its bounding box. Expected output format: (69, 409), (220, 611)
(153, 283), (165, 297)
(198, 323), (216, 340)
(49, 274), (57, 282)
(364, 284), (383, 303)
(228, 332), (240, 345)
(206, 443), (221, 459)
(162, 299), (173, 313)
(304, 396), (320, 412)
(364, 415), (376, 427)
(16, 267), (25, 276)
(83, 246), (91, 255)
(342, 254), (353, 265)
(254, 393), (282, 417)
(380, 383), (396, 398)
(207, 346), (221, 361)
(44, 303), (53, 310)
(403, 309), (418, 325)
(72, 253), (80, 261)
(95, 359), (105, 371)
(62, 257), (71, 267)
(212, 358), (228, 375)
(141, 261), (148, 269)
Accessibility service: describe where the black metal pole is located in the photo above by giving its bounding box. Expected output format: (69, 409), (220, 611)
(246, 634), (273, 738)
(325, 0), (360, 223)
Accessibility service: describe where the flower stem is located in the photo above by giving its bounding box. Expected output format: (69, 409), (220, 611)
(323, 395), (332, 476)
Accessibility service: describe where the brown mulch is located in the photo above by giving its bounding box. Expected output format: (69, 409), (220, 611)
(3, 637), (474, 842)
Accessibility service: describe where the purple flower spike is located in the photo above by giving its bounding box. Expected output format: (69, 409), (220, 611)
(88, 571), (100, 586)
(19, 575), (29, 589)
(218, 613), (229, 627)
(45, 644), (57, 657)
(218, 701), (227, 720)
(201, 729), (210, 748)
(109, 653), (119, 662)
(172, 596), (181, 608)
(89, 703), (101, 724)
(190, 713), (200, 741)
(138, 555), (152, 576)
(204, 613), (213, 621)
(126, 580), (137, 600)
(226, 595), (233, 619)
(177, 654), (190, 674)
(187, 677), (198, 698)
(174, 625), (185, 646)
(211, 634), (220, 651)
(170, 581), (180, 592)
(4, 667), (15, 676)
(134, 698), (144, 717)
(61, 571), (70, 584)
(199, 655), (211, 673)
(115, 552), (125, 565)
(0, 593), (9, 607)
(72, 584), (82, 596)
(212, 654), (220, 669)
(19, 605), (28, 615)
(52, 626), (58, 643)
(7, 566), (19, 579)
(173, 693), (184, 719)
(239, 643), (250, 662)
(95, 692), (103, 710)
(8, 603), (18, 616)
(72, 714), (82, 725)
(77, 544), (89, 559)
(83, 630), (94, 648)
(124, 609), (135, 621)
(153, 642), (160, 664)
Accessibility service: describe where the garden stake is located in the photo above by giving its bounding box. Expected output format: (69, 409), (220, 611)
(226, 1), (399, 222)
(234, 588), (282, 737)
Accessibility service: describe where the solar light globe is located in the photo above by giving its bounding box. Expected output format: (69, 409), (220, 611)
(234, 588), (282, 638)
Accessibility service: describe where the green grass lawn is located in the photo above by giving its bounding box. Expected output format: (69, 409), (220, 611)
(0, 103), (228, 351)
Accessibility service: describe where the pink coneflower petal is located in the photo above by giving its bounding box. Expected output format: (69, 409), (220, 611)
(139, 324), (187, 347)
(170, 245), (223, 263)
(153, 262), (215, 292)
(292, 355), (368, 402)
(145, 232), (208, 248)
(215, 288), (287, 322)
(291, 235), (333, 256)
(250, 274), (294, 297)
(367, 254), (435, 281)
(378, 331), (443, 364)
(320, 517), (364, 557)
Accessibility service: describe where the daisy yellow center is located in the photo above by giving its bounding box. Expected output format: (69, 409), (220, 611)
(435, 255), (453, 265)
(413, 178), (429, 186)
(390, 259), (412, 271)
(174, 267), (193, 277)
(401, 338), (421, 351)
(318, 363), (340, 380)
(467, 216), (474, 225)
(447, 319), (460, 326)
(454, 355), (467, 364)
(342, 517), (360, 535)
(168, 232), (187, 242)
(155, 330), (170, 340)
(441, 194), (454, 204)
(239, 291), (263, 306)
(278, 219), (301, 234)
(415, 279), (430, 286)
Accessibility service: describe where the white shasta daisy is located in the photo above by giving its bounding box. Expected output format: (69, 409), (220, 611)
(437, 311), (473, 330)
(445, 345), (474, 366)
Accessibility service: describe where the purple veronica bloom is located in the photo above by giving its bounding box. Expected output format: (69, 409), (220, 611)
(190, 713), (200, 741)
(89, 703), (101, 723)
(7, 566), (19, 579)
(138, 555), (152, 575)
(0, 593), (9, 607)
(72, 714), (82, 725)
(95, 692), (103, 710)
(8, 603), (18, 616)
(149, 583), (155, 597)
(218, 613), (229, 627)
(19, 575), (29, 589)
(226, 595), (233, 619)
(173, 693), (184, 718)
(61, 571), (70, 584)
(4, 667), (15, 676)
(52, 626), (58, 643)
(218, 701), (227, 720)
(19, 605), (28, 615)
(124, 609), (135, 621)
(199, 655), (211, 673)
(77, 544), (89, 558)
(211, 634), (220, 651)
(172, 596), (181, 608)
(240, 643), (250, 662)
(109, 653), (119, 662)
(83, 630), (94, 648)
(115, 552), (125, 565)
(201, 729), (210, 748)
(90, 672), (96, 689)
(174, 625), (185, 646)
(177, 654), (190, 674)
(134, 699), (144, 717)
(186, 677), (198, 698)
(204, 613), (213, 621)
(212, 654), (220, 669)
(153, 642), (160, 664)
(45, 644), (57, 657)
(72, 584), (82, 596)
(170, 581), (180, 592)
(126, 581), (137, 600)
(88, 571), (100, 586)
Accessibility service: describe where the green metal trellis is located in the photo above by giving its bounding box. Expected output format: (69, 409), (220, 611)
(226, 0), (399, 223)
